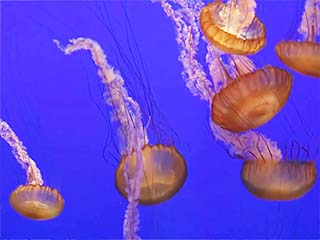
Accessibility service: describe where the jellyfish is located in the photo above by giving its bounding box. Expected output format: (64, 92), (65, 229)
(227, 129), (316, 200)
(241, 159), (316, 200)
(54, 37), (187, 239)
(200, 0), (266, 55)
(276, 0), (320, 78)
(154, 0), (316, 200)
(0, 119), (64, 220)
(211, 55), (293, 132)
(115, 144), (187, 205)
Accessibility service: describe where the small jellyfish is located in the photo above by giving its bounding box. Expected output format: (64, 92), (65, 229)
(276, 0), (320, 78)
(200, 0), (266, 55)
(55, 38), (187, 239)
(10, 185), (64, 220)
(241, 144), (316, 200)
(115, 144), (187, 205)
(212, 63), (293, 132)
(0, 119), (64, 220)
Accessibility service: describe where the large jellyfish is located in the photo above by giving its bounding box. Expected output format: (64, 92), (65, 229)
(211, 54), (293, 132)
(200, 0), (266, 55)
(54, 38), (187, 239)
(154, 0), (316, 200)
(0, 119), (64, 220)
(276, 0), (320, 78)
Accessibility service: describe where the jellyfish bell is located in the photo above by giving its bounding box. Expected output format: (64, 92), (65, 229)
(276, 41), (320, 78)
(212, 66), (293, 132)
(241, 158), (316, 201)
(275, 0), (320, 78)
(238, 130), (319, 201)
(10, 184), (64, 220)
(115, 144), (187, 205)
(200, 0), (266, 55)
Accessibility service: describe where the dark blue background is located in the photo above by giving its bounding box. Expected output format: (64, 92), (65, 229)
(1, 0), (319, 238)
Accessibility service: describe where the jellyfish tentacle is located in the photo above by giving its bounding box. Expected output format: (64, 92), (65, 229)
(229, 54), (255, 77)
(155, 0), (213, 101)
(210, 121), (283, 162)
(298, 0), (320, 41)
(0, 118), (43, 185)
(218, 0), (257, 37)
(206, 44), (233, 92)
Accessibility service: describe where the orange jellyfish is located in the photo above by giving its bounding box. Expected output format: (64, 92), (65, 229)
(0, 119), (64, 220)
(200, 0), (266, 55)
(241, 143), (316, 200)
(55, 38), (187, 239)
(276, 0), (320, 78)
(10, 185), (64, 220)
(115, 144), (186, 205)
(212, 55), (293, 132)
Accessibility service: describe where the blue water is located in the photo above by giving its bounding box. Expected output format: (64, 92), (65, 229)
(1, 0), (319, 239)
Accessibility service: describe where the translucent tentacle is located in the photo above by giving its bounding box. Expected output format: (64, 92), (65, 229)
(229, 54), (256, 77)
(206, 45), (232, 92)
(217, 0), (257, 38)
(154, 0), (213, 101)
(0, 119), (43, 185)
(298, 0), (320, 41)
